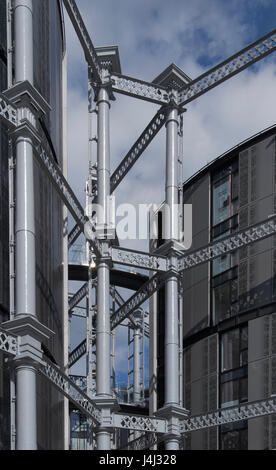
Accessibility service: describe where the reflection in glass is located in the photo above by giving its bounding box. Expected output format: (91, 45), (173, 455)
(213, 178), (230, 226)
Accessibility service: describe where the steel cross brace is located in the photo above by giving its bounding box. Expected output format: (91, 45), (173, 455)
(180, 397), (276, 434)
(110, 107), (167, 193)
(110, 273), (167, 330)
(68, 283), (149, 367)
(68, 107), (167, 248)
(69, 282), (89, 312)
(178, 28), (276, 107)
(178, 216), (276, 272)
(0, 93), (18, 128)
(63, 0), (102, 85)
(33, 143), (102, 258)
(0, 326), (18, 357)
(68, 339), (87, 368)
(39, 358), (102, 425)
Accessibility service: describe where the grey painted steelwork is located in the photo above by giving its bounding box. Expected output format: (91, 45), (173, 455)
(111, 413), (167, 433)
(63, 0), (102, 84)
(13, 0), (37, 450)
(39, 359), (101, 424)
(110, 273), (167, 330)
(0, 327), (18, 356)
(4, 0), (276, 450)
(163, 107), (181, 450)
(34, 143), (101, 257)
(0, 94), (17, 128)
(111, 72), (169, 105)
(111, 246), (167, 272)
(180, 397), (276, 433)
(178, 29), (276, 107)
(110, 107), (166, 192)
(95, 86), (112, 450)
(68, 339), (86, 368)
(178, 215), (276, 272)
(69, 282), (88, 312)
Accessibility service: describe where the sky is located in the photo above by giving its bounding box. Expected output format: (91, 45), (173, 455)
(65, 0), (276, 383)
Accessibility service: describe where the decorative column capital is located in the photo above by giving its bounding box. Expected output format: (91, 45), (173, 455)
(3, 80), (51, 142)
(2, 316), (54, 367)
(155, 404), (189, 440)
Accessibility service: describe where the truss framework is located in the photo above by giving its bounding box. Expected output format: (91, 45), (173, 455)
(39, 359), (102, 425)
(111, 246), (167, 273)
(110, 107), (166, 193)
(180, 397), (276, 434)
(178, 216), (276, 272)
(4, 0), (276, 451)
(110, 273), (167, 330)
(111, 73), (170, 105)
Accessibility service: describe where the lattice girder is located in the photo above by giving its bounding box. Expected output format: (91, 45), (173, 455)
(178, 29), (276, 107)
(39, 359), (101, 424)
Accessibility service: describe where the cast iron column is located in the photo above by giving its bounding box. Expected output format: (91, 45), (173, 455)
(96, 86), (112, 450)
(14, 0), (37, 450)
(164, 105), (180, 450)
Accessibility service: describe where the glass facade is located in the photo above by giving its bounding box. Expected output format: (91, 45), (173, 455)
(211, 161), (239, 324)
(181, 128), (276, 449)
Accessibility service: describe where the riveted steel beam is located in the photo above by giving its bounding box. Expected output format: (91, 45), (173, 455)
(111, 73), (169, 105)
(63, 0), (102, 84)
(178, 216), (276, 272)
(178, 29), (276, 107)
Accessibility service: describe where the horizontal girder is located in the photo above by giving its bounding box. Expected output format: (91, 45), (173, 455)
(178, 216), (276, 272)
(111, 73), (170, 105)
(111, 246), (167, 273)
(181, 397), (276, 434)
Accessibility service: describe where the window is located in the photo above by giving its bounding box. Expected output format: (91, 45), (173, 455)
(212, 270), (238, 324)
(219, 326), (248, 449)
(211, 161), (239, 325)
(221, 425), (248, 450)
(221, 327), (248, 373)
(213, 177), (231, 226)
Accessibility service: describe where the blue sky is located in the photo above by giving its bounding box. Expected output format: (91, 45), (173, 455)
(65, 0), (276, 382)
